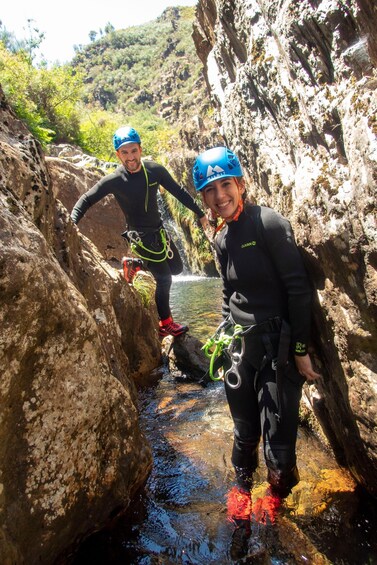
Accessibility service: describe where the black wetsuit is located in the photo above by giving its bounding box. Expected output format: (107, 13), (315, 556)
(71, 160), (204, 320)
(215, 203), (313, 495)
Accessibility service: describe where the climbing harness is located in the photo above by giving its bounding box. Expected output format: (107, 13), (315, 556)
(126, 227), (173, 263)
(202, 316), (291, 408)
(121, 160), (173, 263)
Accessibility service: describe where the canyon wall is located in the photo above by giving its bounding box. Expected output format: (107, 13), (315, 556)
(193, 0), (377, 495)
(0, 88), (161, 564)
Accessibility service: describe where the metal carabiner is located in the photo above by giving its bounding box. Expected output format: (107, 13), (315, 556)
(127, 230), (142, 245)
(224, 337), (244, 390)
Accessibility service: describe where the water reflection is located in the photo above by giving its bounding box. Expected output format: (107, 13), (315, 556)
(73, 278), (377, 565)
(170, 275), (223, 340)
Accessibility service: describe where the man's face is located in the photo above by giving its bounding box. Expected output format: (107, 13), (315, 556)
(116, 142), (142, 173)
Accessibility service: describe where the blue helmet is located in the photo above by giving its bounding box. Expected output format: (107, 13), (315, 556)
(192, 146), (243, 192)
(113, 126), (141, 150)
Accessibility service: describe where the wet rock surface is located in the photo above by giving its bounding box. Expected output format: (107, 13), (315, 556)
(72, 374), (377, 564)
(0, 86), (161, 564)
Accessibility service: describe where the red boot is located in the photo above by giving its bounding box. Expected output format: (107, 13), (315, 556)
(252, 487), (282, 525)
(159, 316), (189, 337)
(227, 486), (252, 559)
(226, 486), (252, 523)
(122, 257), (143, 283)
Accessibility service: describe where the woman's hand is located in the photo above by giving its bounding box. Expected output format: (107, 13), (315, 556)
(294, 354), (321, 382)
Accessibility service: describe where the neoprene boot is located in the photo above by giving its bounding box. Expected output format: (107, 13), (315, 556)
(122, 257), (143, 283)
(267, 465), (300, 498)
(234, 465), (254, 491)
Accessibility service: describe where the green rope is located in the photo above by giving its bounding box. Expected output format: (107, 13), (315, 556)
(202, 323), (244, 381)
(131, 228), (170, 263)
(141, 161), (149, 213)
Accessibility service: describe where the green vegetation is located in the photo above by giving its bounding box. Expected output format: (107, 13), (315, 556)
(0, 18), (45, 61)
(73, 7), (200, 114)
(133, 273), (156, 307)
(0, 7), (200, 161)
(0, 43), (83, 145)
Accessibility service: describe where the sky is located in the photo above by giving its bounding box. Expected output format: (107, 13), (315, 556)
(1, 0), (198, 64)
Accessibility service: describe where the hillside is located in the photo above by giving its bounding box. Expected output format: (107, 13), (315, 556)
(68, 5), (221, 274)
(72, 6), (214, 135)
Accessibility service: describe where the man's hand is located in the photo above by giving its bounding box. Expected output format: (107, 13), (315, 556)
(199, 215), (214, 242)
(294, 354), (321, 382)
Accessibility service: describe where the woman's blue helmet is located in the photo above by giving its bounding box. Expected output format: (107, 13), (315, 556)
(192, 146), (243, 192)
(113, 126), (141, 150)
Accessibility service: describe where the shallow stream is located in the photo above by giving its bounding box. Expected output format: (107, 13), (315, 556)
(73, 277), (377, 564)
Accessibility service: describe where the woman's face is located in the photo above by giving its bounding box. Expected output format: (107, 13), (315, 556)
(202, 177), (244, 220)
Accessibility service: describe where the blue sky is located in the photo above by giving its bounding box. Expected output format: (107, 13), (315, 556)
(1, 0), (197, 64)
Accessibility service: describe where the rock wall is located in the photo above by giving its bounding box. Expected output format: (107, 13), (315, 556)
(0, 88), (161, 564)
(193, 0), (377, 495)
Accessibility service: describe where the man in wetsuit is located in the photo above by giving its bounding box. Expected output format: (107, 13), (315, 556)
(71, 126), (209, 337)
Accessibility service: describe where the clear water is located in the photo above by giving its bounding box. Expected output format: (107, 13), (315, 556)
(169, 275), (223, 340)
(72, 277), (377, 565)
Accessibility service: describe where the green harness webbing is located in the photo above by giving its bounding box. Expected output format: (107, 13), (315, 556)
(141, 161), (149, 213)
(203, 316), (291, 421)
(202, 320), (244, 381)
(128, 228), (173, 263)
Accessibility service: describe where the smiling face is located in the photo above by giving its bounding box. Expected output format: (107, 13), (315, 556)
(202, 177), (245, 220)
(116, 142), (142, 173)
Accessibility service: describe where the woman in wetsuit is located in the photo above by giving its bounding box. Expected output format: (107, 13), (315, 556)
(192, 146), (320, 528)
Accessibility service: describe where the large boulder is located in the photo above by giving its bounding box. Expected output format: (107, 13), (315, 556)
(0, 86), (161, 564)
(164, 333), (210, 381)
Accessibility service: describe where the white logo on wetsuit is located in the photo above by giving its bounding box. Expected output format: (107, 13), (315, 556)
(206, 165), (225, 178)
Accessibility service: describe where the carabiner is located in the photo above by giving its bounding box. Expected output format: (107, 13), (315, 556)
(224, 337), (244, 390)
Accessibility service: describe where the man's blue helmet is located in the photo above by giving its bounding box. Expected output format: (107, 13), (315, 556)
(192, 146), (243, 192)
(113, 126), (141, 150)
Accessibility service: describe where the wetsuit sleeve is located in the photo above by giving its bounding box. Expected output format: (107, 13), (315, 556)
(214, 235), (233, 320)
(261, 208), (313, 355)
(157, 165), (205, 218)
(71, 177), (113, 224)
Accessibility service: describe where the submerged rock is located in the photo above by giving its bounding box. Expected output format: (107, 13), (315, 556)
(163, 333), (210, 382)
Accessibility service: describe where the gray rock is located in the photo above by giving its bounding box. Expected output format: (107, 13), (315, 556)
(164, 333), (210, 382)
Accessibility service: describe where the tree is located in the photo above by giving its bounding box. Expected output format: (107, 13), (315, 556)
(104, 23), (115, 35)
(24, 19), (45, 61)
(0, 44), (84, 145)
(0, 19), (44, 61)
